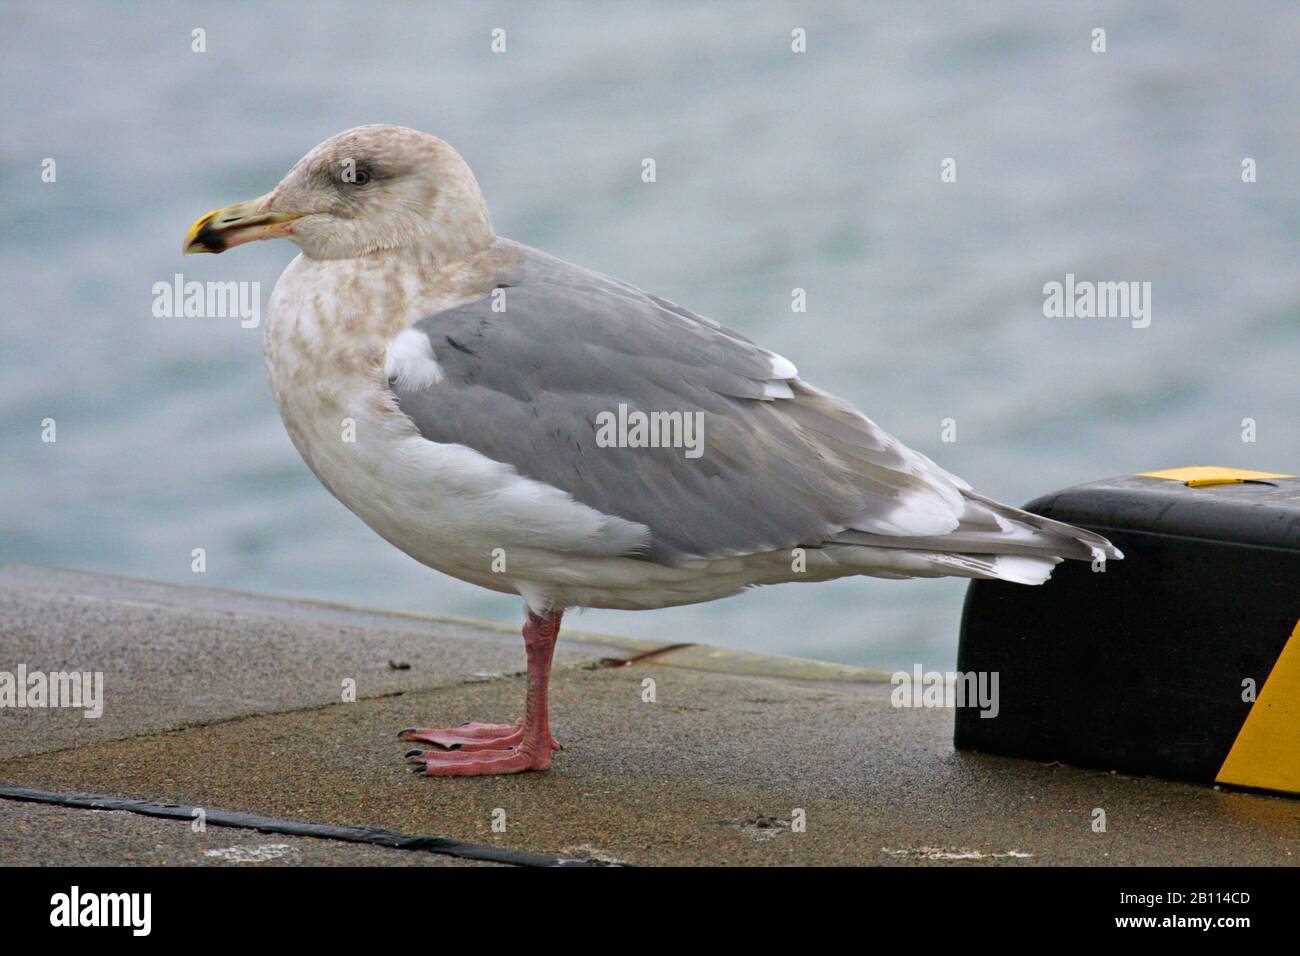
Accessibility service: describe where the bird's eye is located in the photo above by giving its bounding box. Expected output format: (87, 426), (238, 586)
(351, 167), (371, 185)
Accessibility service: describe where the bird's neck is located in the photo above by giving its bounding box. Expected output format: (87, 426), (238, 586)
(270, 237), (524, 350)
(415, 171), (496, 266)
(415, 209), (495, 267)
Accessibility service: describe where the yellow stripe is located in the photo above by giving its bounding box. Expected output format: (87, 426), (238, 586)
(1216, 619), (1300, 794)
(1137, 465), (1294, 488)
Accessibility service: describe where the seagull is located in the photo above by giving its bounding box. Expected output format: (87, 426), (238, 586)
(184, 125), (1121, 776)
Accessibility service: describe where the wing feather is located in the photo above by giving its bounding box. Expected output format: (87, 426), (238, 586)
(388, 242), (971, 565)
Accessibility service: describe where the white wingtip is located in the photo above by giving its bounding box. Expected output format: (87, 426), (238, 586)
(989, 555), (1059, 585)
(767, 353), (798, 380)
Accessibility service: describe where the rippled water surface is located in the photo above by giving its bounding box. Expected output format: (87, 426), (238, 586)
(2, 1), (1296, 669)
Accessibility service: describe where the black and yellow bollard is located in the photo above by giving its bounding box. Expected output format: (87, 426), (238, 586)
(955, 466), (1300, 796)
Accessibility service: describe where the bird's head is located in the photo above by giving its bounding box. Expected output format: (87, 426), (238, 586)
(183, 125), (493, 261)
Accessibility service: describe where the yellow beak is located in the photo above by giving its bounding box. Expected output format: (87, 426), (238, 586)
(183, 196), (304, 254)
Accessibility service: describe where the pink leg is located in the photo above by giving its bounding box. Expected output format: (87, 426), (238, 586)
(404, 609), (563, 776)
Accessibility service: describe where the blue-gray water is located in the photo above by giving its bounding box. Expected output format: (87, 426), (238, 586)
(2, 2), (1297, 670)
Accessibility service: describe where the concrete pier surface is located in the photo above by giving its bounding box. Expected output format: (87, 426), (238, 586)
(1, 563), (1297, 867)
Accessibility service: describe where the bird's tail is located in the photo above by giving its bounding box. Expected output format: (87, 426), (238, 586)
(830, 490), (1122, 585)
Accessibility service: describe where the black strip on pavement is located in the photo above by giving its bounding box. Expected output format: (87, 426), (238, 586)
(0, 782), (616, 867)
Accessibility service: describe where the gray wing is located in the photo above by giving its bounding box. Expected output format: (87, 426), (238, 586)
(389, 243), (968, 566)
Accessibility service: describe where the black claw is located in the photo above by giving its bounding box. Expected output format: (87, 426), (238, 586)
(411, 764), (427, 775)
(398, 728), (419, 737)
(405, 748), (424, 758)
